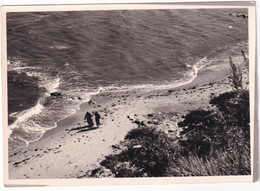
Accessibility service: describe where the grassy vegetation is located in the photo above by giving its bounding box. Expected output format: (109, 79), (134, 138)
(100, 126), (175, 177)
(92, 51), (250, 177)
(168, 146), (250, 176)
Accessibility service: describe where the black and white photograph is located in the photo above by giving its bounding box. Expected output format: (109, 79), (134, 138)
(1, 2), (256, 186)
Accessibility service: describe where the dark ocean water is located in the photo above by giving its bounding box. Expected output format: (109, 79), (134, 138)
(7, 9), (248, 150)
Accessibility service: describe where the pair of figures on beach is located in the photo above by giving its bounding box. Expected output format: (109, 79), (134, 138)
(84, 111), (101, 128)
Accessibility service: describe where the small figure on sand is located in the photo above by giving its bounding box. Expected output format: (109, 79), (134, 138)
(84, 111), (94, 127)
(94, 112), (101, 128)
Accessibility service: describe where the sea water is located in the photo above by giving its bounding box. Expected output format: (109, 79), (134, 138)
(6, 9), (248, 150)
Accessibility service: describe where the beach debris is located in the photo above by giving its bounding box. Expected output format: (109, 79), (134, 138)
(153, 119), (159, 125)
(132, 120), (139, 125)
(88, 100), (95, 105)
(133, 145), (142, 149)
(13, 161), (22, 166)
(13, 158), (30, 167)
(112, 145), (120, 150)
(50, 92), (61, 97)
(147, 121), (153, 124)
(13, 151), (20, 156)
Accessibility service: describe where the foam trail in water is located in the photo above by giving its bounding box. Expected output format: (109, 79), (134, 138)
(9, 101), (44, 131)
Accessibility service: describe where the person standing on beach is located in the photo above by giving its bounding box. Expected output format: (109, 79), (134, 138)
(84, 112), (94, 127)
(94, 112), (101, 128)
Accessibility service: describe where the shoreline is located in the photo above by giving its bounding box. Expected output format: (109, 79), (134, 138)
(7, 55), (211, 150)
(8, 57), (234, 179)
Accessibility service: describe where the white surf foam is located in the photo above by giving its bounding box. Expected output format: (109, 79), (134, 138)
(8, 56), (210, 150)
(95, 57), (209, 94)
(9, 101), (44, 131)
(8, 60), (62, 138)
(8, 75), (61, 133)
(49, 45), (69, 50)
(42, 77), (61, 94)
(183, 57), (208, 84)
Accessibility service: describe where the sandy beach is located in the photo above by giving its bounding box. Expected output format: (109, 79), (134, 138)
(8, 58), (235, 179)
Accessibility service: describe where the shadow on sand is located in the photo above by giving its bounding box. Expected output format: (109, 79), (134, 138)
(77, 127), (97, 133)
(68, 125), (97, 133)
